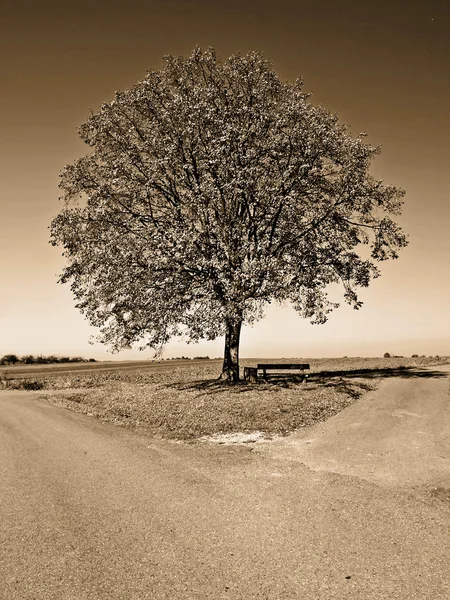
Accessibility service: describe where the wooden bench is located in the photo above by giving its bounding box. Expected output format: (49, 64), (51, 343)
(243, 363), (310, 383)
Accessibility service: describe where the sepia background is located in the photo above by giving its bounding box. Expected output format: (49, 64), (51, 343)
(1, 0), (449, 359)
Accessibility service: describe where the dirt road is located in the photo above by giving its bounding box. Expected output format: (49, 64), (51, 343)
(1, 368), (450, 599)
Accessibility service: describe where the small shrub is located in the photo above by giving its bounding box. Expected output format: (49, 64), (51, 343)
(21, 380), (44, 391)
(411, 354), (419, 358)
(383, 352), (391, 358)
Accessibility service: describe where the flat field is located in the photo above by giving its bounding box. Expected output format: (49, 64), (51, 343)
(0, 358), (216, 379)
(2, 356), (449, 441)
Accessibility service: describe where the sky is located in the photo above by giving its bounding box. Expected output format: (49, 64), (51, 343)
(1, 0), (449, 360)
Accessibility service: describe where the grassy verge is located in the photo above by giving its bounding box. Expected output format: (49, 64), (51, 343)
(3, 357), (449, 441)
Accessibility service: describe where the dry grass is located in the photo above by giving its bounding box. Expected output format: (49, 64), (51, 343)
(38, 377), (375, 440)
(6, 355), (446, 441)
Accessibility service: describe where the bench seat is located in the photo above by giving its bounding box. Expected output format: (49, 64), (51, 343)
(243, 363), (310, 383)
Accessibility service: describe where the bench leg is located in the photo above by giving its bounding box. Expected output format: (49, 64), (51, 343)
(244, 368), (258, 383)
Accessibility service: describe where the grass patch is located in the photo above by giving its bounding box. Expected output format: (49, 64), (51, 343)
(10, 356), (449, 441)
(39, 376), (375, 440)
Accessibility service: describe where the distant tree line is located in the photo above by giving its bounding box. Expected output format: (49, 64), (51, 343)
(384, 352), (440, 359)
(0, 354), (96, 366)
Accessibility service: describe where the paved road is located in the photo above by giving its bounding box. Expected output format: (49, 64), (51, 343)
(1, 369), (450, 599)
(262, 366), (450, 488)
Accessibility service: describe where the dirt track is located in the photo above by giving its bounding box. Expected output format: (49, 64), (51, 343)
(1, 366), (450, 599)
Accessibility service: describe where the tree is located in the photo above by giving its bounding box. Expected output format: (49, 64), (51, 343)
(35, 355), (48, 364)
(1, 354), (19, 365)
(50, 47), (407, 382)
(21, 355), (35, 364)
(46, 355), (60, 364)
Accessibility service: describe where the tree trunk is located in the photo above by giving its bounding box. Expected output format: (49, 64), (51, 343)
(222, 318), (242, 383)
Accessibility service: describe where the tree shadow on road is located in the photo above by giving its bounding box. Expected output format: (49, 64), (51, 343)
(310, 367), (448, 381)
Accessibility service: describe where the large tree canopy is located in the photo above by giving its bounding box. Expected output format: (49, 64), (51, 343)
(50, 47), (407, 381)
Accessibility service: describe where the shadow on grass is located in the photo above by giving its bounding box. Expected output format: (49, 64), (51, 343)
(167, 375), (366, 398)
(168, 378), (266, 395)
(168, 366), (448, 397)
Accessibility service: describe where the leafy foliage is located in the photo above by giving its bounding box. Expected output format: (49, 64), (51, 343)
(1, 354), (19, 365)
(50, 47), (407, 361)
(0, 354), (93, 366)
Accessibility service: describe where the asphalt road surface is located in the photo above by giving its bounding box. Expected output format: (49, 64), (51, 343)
(1, 367), (450, 599)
